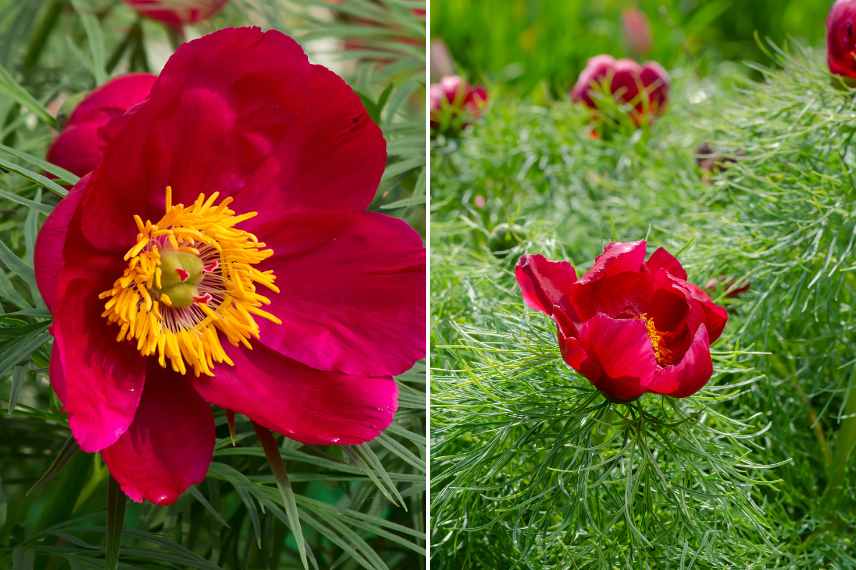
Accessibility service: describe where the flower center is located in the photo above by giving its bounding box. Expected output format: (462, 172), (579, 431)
(641, 313), (671, 366)
(99, 187), (281, 377)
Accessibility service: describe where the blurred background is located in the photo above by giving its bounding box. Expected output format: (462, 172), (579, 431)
(431, 0), (832, 93)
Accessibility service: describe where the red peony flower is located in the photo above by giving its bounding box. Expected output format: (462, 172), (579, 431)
(570, 55), (669, 126)
(430, 75), (488, 130)
(516, 241), (727, 402)
(124, 0), (227, 26)
(47, 74), (156, 177)
(827, 0), (856, 79)
(34, 28), (425, 505)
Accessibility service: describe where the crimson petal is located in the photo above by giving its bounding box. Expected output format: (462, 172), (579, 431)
(579, 240), (647, 284)
(194, 344), (398, 446)
(103, 364), (214, 505)
(258, 209), (424, 377)
(52, 273), (145, 452)
(79, 27), (385, 251)
(646, 326), (713, 398)
(515, 254), (576, 317)
(576, 313), (657, 401)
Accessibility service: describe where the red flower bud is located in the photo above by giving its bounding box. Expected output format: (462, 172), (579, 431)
(47, 73), (156, 177)
(430, 75), (488, 130)
(828, 0), (856, 79)
(516, 241), (727, 402)
(124, 0), (227, 26)
(570, 55), (669, 126)
(622, 8), (652, 56)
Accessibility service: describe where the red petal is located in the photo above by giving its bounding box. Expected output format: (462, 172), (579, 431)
(515, 254), (577, 316)
(79, 28), (385, 251)
(102, 364), (214, 505)
(646, 326), (712, 398)
(35, 178), (87, 312)
(258, 210), (424, 377)
(194, 345), (398, 446)
(578, 240), (647, 284)
(645, 247), (687, 280)
(52, 273), (145, 452)
(46, 74), (156, 177)
(576, 313), (657, 402)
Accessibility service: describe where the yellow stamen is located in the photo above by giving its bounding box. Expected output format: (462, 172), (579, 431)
(99, 187), (280, 377)
(641, 313), (670, 366)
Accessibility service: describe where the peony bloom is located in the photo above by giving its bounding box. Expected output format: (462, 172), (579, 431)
(570, 55), (669, 125)
(47, 74), (156, 178)
(35, 28), (425, 505)
(516, 241), (727, 402)
(124, 0), (227, 26)
(430, 75), (488, 130)
(827, 0), (856, 79)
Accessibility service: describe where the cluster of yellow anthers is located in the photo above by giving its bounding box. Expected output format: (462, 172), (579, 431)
(641, 313), (671, 366)
(99, 187), (281, 377)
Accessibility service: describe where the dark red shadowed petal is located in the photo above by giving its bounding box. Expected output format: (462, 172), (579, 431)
(79, 27), (386, 252)
(47, 74), (156, 178)
(645, 247), (687, 280)
(578, 240), (647, 284)
(52, 272), (145, 452)
(828, 0), (856, 79)
(102, 364), (215, 505)
(256, 209), (424, 377)
(194, 344), (398, 446)
(515, 254), (577, 316)
(646, 326), (713, 398)
(576, 313), (657, 402)
(681, 282), (728, 342)
(35, 178), (87, 312)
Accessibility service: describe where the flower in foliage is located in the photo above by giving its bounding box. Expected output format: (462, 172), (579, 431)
(570, 55), (669, 126)
(827, 0), (856, 79)
(35, 28), (425, 505)
(430, 75), (488, 130)
(124, 0), (227, 26)
(47, 74), (156, 178)
(516, 241), (727, 402)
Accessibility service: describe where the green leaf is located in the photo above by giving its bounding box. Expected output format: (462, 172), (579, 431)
(26, 436), (79, 496)
(0, 143), (79, 185)
(70, 0), (107, 85)
(0, 155), (68, 197)
(0, 322), (49, 379)
(253, 424), (310, 570)
(105, 477), (126, 570)
(0, 64), (55, 127)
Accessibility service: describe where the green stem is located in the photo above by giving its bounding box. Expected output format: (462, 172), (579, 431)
(823, 364), (856, 505)
(105, 477), (127, 570)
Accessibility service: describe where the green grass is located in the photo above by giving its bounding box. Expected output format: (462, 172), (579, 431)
(0, 1), (426, 569)
(430, 46), (856, 568)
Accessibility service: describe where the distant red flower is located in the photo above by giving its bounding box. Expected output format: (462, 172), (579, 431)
(827, 0), (856, 79)
(622, 9), (652, 56)
(47, 74), (156, 177)
(124, 0), (227, 26)
(35, 28), (425, 505)
(430, 76), (488, 130)
(516, 241), (727, 402)
(571, 55), (669, 126)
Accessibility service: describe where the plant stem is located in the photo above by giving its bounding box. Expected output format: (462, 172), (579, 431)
(822, 364), (856, 505)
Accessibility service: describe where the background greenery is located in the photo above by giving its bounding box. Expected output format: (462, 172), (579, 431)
(432, 0), (832, 92)
(0, 1), (425, 569)
(431, 1), (856, 568)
